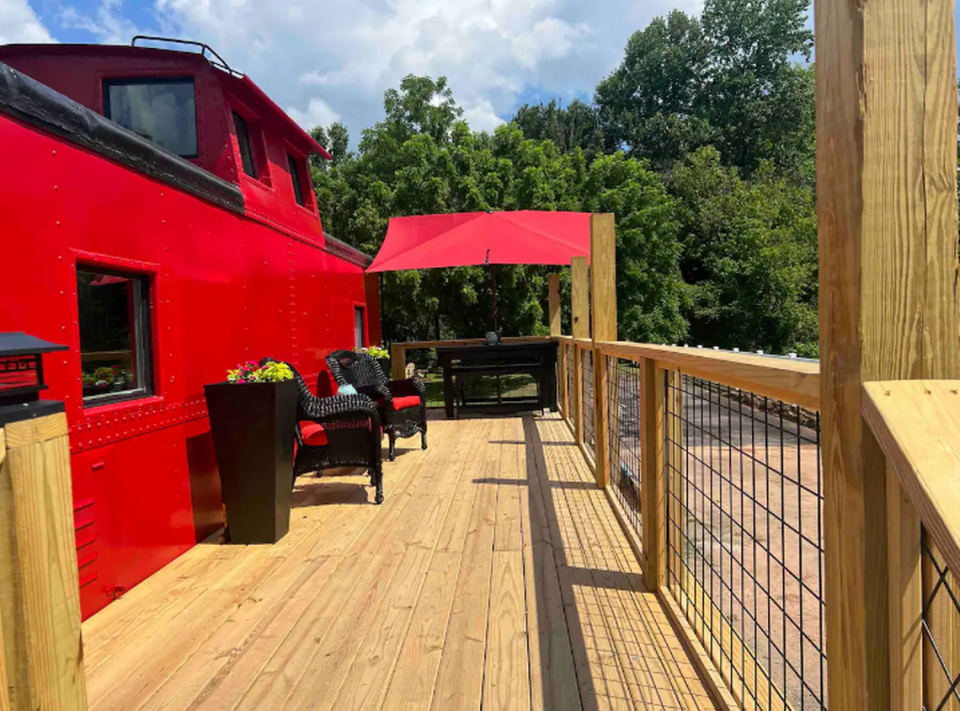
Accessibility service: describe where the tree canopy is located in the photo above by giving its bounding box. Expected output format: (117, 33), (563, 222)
(309, 0), (820, 355)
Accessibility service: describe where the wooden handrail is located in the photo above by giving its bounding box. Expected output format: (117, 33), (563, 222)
(862, 380), (960, 576)
(393, 335), (552, 350)
(597, 341), (820, 410)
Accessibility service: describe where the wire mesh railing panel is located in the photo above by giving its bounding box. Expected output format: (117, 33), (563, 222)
(581, 348), (595, 458)
(566, 345), (575, 429)
(922, 532), (960, 711)
(607, 357), (642, 540)
(665, 374), (826, 711)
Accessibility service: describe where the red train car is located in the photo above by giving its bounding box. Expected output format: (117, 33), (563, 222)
(0, 40), (380, 619)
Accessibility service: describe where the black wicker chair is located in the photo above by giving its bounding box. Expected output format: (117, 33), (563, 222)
(326, 350), (427, 461)
(261, 358), (384, 504)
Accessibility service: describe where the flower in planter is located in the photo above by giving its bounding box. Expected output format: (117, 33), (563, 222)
(226, 360), (294, 384)
(355, 345), (389, 359)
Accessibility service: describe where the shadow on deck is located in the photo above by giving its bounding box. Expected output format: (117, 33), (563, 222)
(81, 413), (717, 710)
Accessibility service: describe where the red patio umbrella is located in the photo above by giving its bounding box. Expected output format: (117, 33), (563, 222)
(367, 210), (592, 331)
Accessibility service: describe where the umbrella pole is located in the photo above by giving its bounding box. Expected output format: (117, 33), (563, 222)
(490, 264), (498, 333)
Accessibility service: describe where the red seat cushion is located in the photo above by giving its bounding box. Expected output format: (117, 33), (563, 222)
(391, 395), (421, 411)
(299, 421), (328, 447)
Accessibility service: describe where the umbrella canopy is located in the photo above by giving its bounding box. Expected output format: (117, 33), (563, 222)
(366, 211), (592, 273)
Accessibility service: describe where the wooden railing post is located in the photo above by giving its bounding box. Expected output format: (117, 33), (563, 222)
(590, 214), (617, 488)
(390, 343), (406, 381)
(558, 342), (567, 420)
(886, 466), (922, 709)
(639, 358), (666, 590)
(571, 256), (589, 446)
(0, 413), (87, 711)
(817, 0), (959, 700)
(548, 274), (561, 337)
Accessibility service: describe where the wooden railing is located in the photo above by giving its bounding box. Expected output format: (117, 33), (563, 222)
(578, 340), (824, 711)
(863, 381), (960, 710)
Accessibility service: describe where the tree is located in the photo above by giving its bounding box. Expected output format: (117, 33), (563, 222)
(310, 77), (689, 346)
(309, 123), (350, 169)
(594, 0), (814, 177)
(511, 100), (606, 159)
(666, 147), (817, 352)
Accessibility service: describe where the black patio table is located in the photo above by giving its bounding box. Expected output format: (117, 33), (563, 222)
(436, 342), (559, 419)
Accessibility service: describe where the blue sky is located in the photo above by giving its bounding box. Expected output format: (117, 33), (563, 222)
(2, 0), (956, 145)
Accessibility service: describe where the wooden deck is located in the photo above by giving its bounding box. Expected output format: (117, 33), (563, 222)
(81, 413), (716, 711)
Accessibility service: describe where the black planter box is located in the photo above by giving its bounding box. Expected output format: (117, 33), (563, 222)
(204, 379), (297, 544)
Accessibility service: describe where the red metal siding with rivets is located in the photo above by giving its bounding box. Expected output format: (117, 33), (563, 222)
(0, 110), (368, 620)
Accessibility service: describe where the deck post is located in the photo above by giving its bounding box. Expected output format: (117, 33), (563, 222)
(558, 341), (567, 419)
(639, 358), (666, 590)
(390, 343), (406, 382)
(816, 0), (959, 702)
(0, 414), (87, 711)
(590, 214), (617, 489)
(548, 273), (561, 337)
(571, 256), (589, 446)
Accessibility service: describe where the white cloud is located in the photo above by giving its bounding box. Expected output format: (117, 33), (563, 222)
(58, 0), (144, 44)
(462, 99), (505, 132)
(286, 97), (341, 131)
(44, 0), (687, 139)
(0, 0), (55, 44)
(512, 18), (589, 71)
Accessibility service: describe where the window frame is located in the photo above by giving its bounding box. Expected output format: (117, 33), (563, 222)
(102, 75), (199, 159)
(75, 263), (157, 409)
(353, 304), (367, 349)
(286, 152), (309, 208)
(229, 98), (272, 187)
(233, 110), (258, 178)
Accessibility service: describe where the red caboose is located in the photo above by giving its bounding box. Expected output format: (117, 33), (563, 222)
(0, 38), (380, 618)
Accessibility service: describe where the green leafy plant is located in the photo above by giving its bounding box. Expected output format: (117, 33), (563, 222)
(355, 345), (389, 359)
(226, 360), (294, 384)
(256, 361), (294, 382)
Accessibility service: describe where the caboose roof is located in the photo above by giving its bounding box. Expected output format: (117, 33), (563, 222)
(0, 42), (331, 160)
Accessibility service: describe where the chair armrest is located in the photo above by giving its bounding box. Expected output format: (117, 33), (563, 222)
(388, 378), (426, 400)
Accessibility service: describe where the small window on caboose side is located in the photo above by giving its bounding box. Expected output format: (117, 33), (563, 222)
(354, 306), (366, 349)
(233, 111), (258, 178)
(287, 153), (307, 207)
(77, 269), (154, 406)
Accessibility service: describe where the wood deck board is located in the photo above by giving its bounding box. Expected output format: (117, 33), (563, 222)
(82, 414), (717, 710)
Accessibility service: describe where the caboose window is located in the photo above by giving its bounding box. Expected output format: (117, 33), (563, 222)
(104, 78), (198, 158)
(233, 111), (258, 178)
(354, 306), (366, 348)
(287, 153), (307, 206)
(77, 269), (154, 406)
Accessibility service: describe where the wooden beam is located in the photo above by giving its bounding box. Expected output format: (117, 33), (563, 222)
(590, 215), (616, 490)
(862, 381), (960, 576)
(886, 466), (922, 710)
(390, 343), (406, 381)
(570, 257), (589, 341)
(816, 0), (959, 702)
(0, 413), (87, 711)
(558, 342), (568, 419)
(639, 358), (666, 590)
(571, 257), (589, 447)
(547, 274), (561, 337)
(597, 341), (819, 410)
(589, 215), (616, 344)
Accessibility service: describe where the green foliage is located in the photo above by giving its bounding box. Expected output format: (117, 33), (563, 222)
(309, 0), (822, 355)
(666, 148), (817, 351)
(227, 361), (294, 384)
(593, 0), (813, 178)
